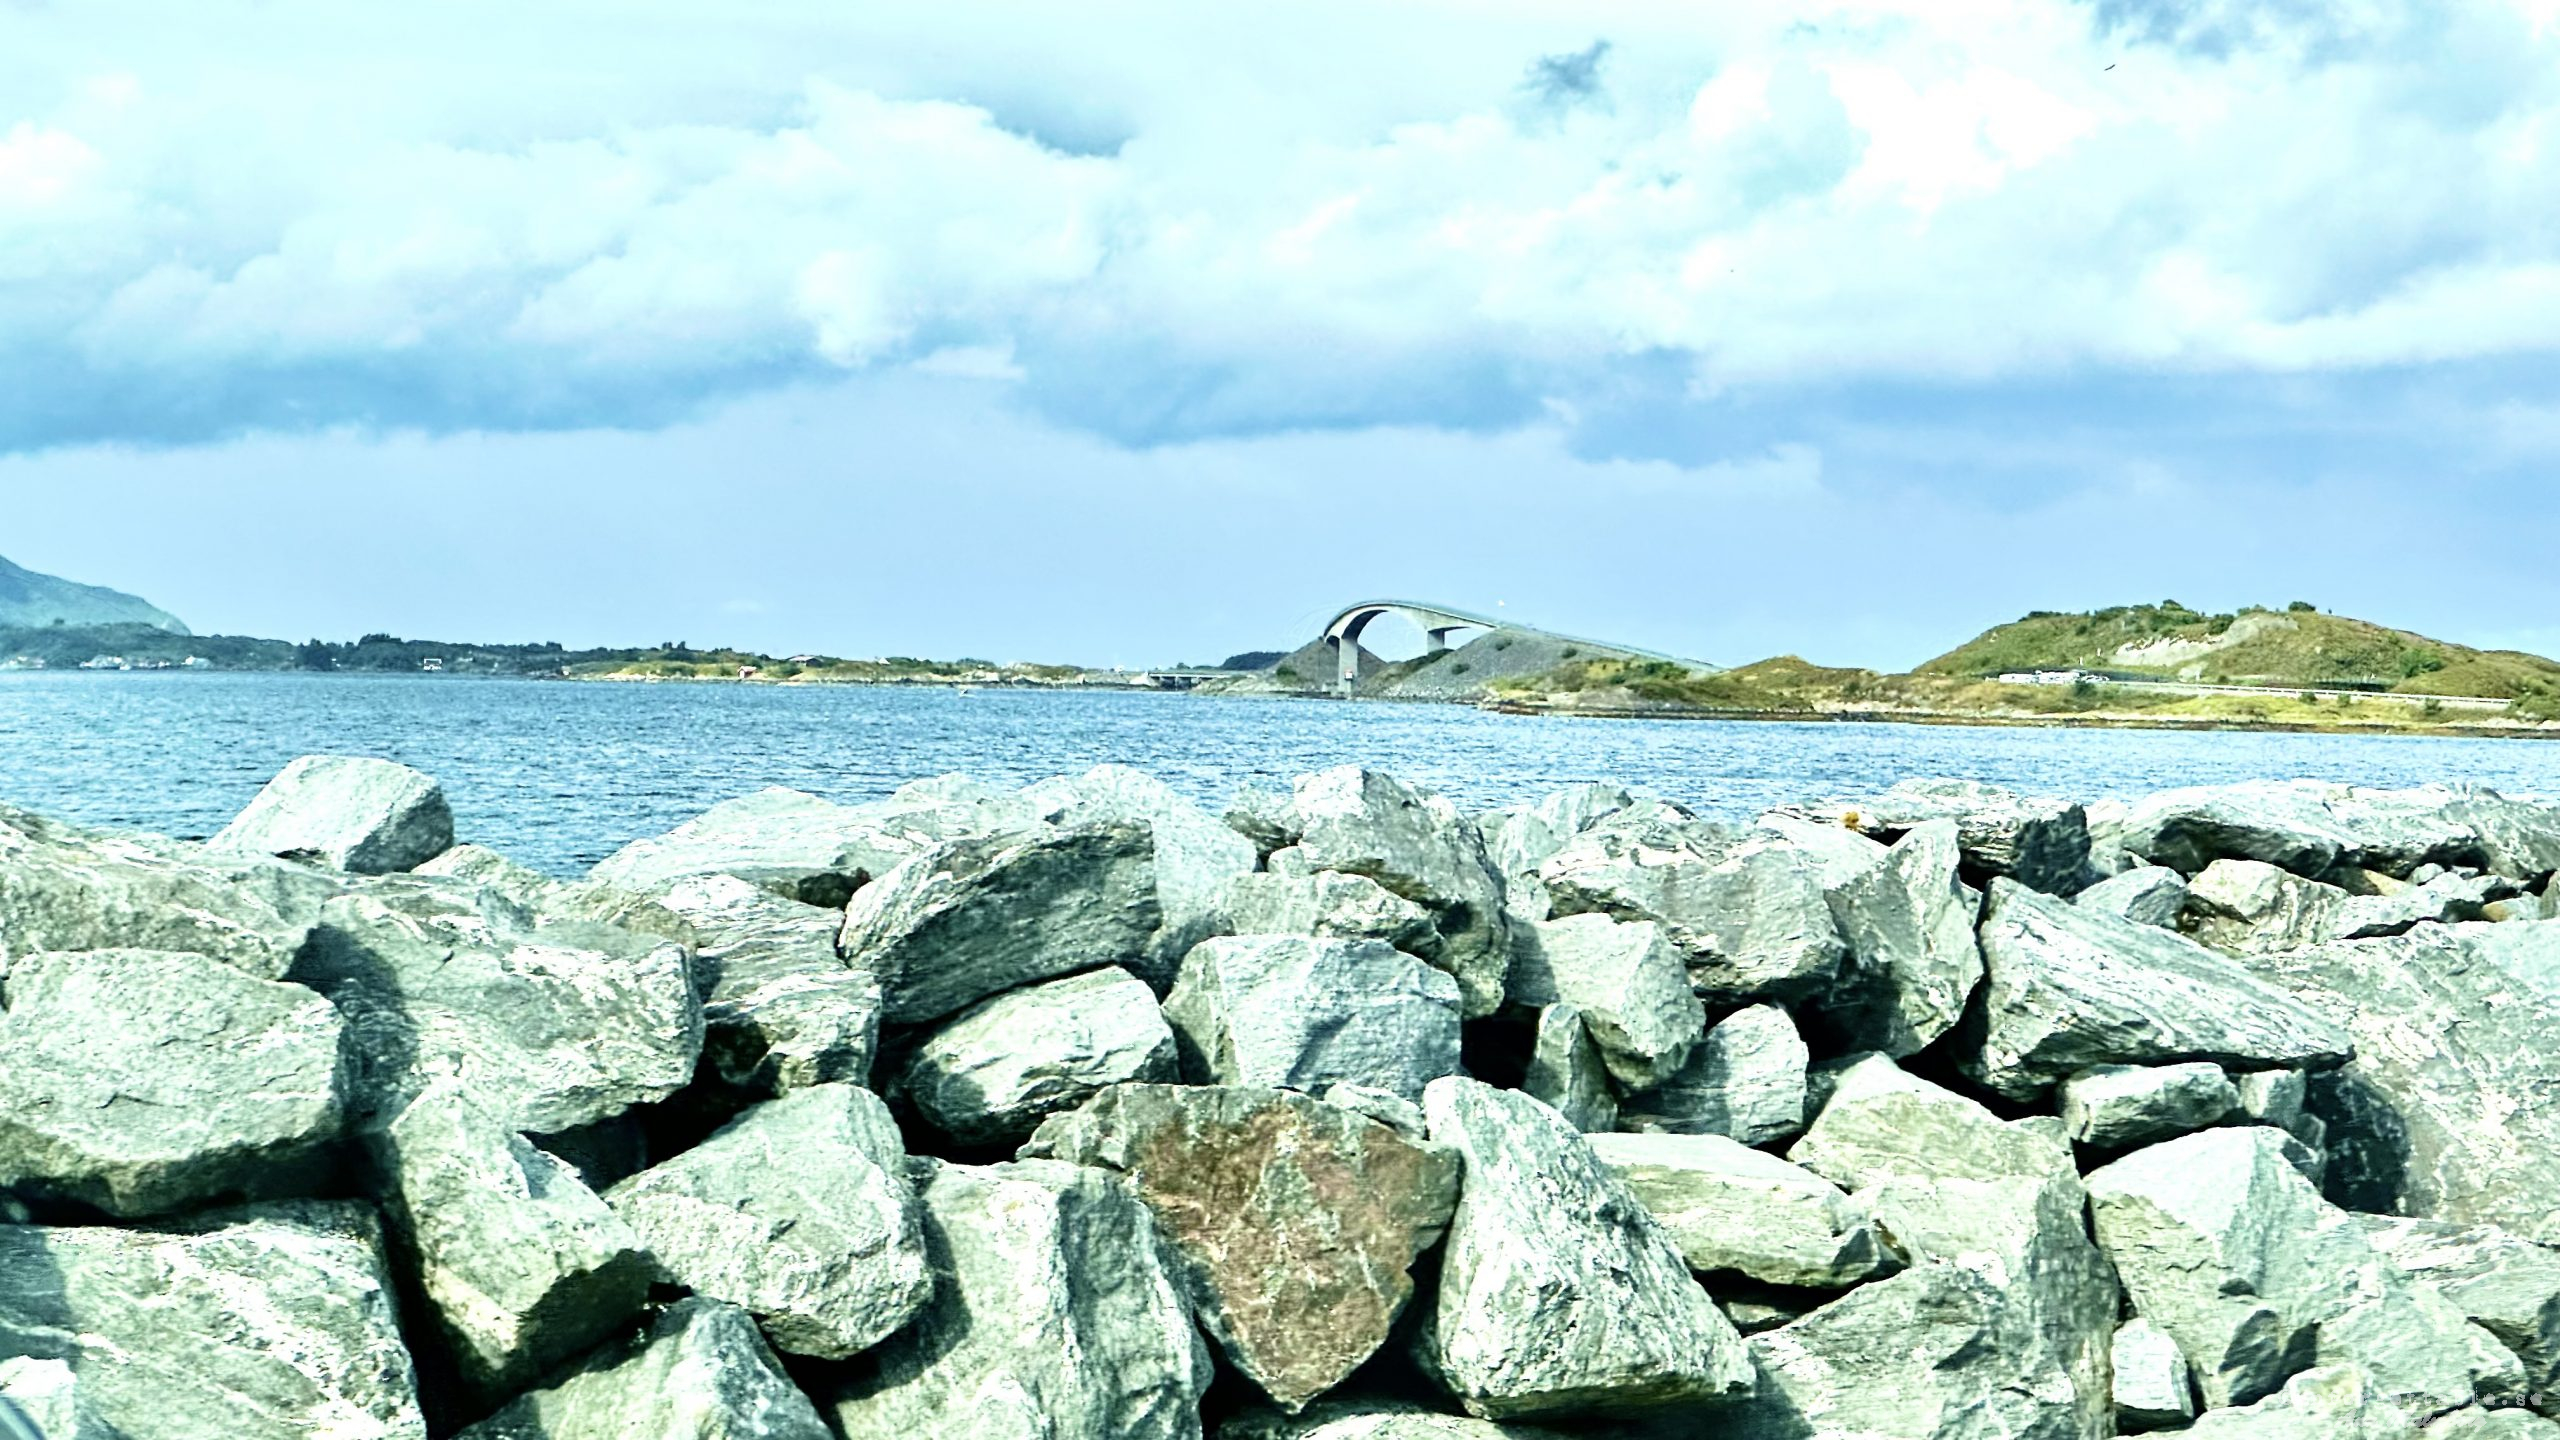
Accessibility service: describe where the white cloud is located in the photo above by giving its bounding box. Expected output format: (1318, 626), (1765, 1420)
(2, 0), (2558, 450)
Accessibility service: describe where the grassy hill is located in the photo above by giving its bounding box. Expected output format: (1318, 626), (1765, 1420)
(0, 556), (187, 633)
(1920, 602), (2560, 699)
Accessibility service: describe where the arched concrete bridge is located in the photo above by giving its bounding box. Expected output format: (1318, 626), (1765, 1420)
(1320, 599), (1707, 688)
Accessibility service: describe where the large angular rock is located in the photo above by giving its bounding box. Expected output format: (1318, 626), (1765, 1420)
(827, 1158), (1210, 1440)
(1221, 1401), (1571, 1439)
(1024, 1084), (1460, 1412)
(1480, 784), (1637, 883)
(1509, 914), (1704, 1089)
(1417, 1077), (1753, 1420)
(1731, 1260), (2097, 1440)
(1617, 1002), (1807, 1145)
(901, 967), (1177, 1148)
(1026, 765), (1258, 981)
(1225, 870), (1443, 954)
(457, 1297), (830, 1440)
(289, 883), (702, 1133)
(656, 873), (879, 1096)
(1842, 777), (2093, 894)
(1271, 768), (1512, 1018)
(0, 1205), (425, 1440)
(1541, 829), (1846, 1007)
(2087, 1126), (2521, 1415)
(1811, 818), (1985, 1056)
(2119, 781), (2494, 881)
(1586, 1132), (1900, 1289)
(0, 808), (316, 979)
(212, 755), (454, 875)
(1165, 935), (1462, 1103)
(2115, 1316), (2199, 1431)
(2058, 1061), (2240, 1150)
(2177, 1364), (2422, 1440)
(2230, 923), (2560, 1242)
(2186, 859), (2489, 955)
(369, 1083), (650, 1403)
(840, 823), (1160, 1025)
(2356, 1214), (2560, 1400)
(606, 1084), (930, 1361)
(0, 948), (343, 1218)
(591, 786), (964, 907)
(1520, 1004), (1617, 1133)
(415, 841), (555, 896)
(2076, 864), (2190, 928)
(1793, 1054), (2072, 1185)
(2430, 1408), (2560, 1438)
(0, 1357), (109, 1440)
(2432, 785), (2560, 887)
(1967, 880), (2354, 1100)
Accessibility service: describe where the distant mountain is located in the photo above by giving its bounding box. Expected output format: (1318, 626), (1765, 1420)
(1920, 601), (2560, 698)
(0, 555), (189, 634)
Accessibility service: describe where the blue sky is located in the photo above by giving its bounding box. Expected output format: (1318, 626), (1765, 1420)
(2, 0), (2556, 669)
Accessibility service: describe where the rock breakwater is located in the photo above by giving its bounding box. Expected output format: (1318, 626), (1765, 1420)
(3, 760), (2560, 1438)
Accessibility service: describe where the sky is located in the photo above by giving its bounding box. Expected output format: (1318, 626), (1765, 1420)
(2, 0), (2557, 670)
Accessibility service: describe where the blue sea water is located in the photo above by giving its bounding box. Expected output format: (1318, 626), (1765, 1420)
(5, 672), (2558, 875)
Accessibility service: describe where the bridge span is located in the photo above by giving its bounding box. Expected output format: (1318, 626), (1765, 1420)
(1319, 599), (1709, 690)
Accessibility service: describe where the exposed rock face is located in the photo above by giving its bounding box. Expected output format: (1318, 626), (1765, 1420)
(828, 1158), (1210, 1440)
(900, 967), (1177, 1148)
(1843, 777), (2094, 894)
(1025, 1084), (1460, 1413)
(1417, 1077), (1754, 1420)
(1618, 1003), (1807, 1145)
(1508, 914), (1705, 1089)
(2229, 923), (2560, 1242)
(840, 824), (1161, 1025)
(1542, 830), (1847, 1007)
(1165, 935), (1462, 1102)
(0, 1205), (426, 1440)
(655, 873), (880, 1096)
(1223, 870), (1442, 952)
(1026, 765), (1258, 982)
(1586, 1132), (1900, 1288)
(1810, 818), (1985, 1056)
(2057, 1061), (2240, 1150)
(2114, 1316), (2199, 1431)
(456, 1297), (831, 1440)
(2076, 864), (2190, 928)
(370, 1083), (651, 1402)
(1271, 768), (1513, 1018)
(1967, 880), (2354, 1100)
(1520, 1004), (1618, 1132)
(606, 1084), (930, 1361)
(0, 808), (317, 978)
(2356, 1213), (2560, 1400)
(0, 948), (343, 1218)
(2088, 1126), (2521, 1416)
(290, 883), (702, 1132)
(591, 786), (945, 907)
(212, 755), (454, 875)
(2175, 1364), (2422, 1440)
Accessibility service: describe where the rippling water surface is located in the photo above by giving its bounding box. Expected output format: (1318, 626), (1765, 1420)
(5, 672), (2558, 874)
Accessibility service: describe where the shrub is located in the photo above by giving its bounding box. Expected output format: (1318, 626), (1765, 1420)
(2288, 600), (2317, 612)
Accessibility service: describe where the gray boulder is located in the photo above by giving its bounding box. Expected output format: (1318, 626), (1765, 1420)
(827, 1158), (1210, 1440)
(1025, 1084), (1460, 1412)
(0, 948), (343, 1218)
(1165, 935), (1462, 1103)
(1586, 1132), (1901, 1289)
(0, 808), (316, 979)
(1220, 1401), (1569, 1439)
(2087, 1126), (2522, 1416)
(1967, 880), (2354, 1101)
(1520, 1004), (1618, 1133)
(900, 967), (1177, 1148)
(2185, 859), (2489, 954)
(1417, 1077), (1754, 1419)
(370, 1083), (651, 1402)
(456, 1297), (830, 1440)
(1792, 1053), (2078, 1190)
(840, 824), (1160, 1025)
(656, 873), (879, 1096)
(1480, 784), (1637, 883)
(592, 786), (957, 907)
(1541, 830), (1846, 1007)
(1272, 767), (1512, 1019)
(2076, 864), (2190, 928)
(2229, 923), (2560, 1241)
(290, 883), (702, 1133)
(0, 1204), (425, 1440)
(1840, 777), (2093, 894)
(2176, 1364), (2421, 1440)
(211, 755), (454, 875)
(0, 1357), (112, 1440)
(2119, 781), (2493, 881)
(1025, 765), (1258, 982)
(1223, 871), (1441, 953)
(1509, 914), (1705, 1090)
(2058, 1061), (2240, 1150)
(2114, 1316), (2199, 1431)
(2430, 1408), (2560, 1438)
(2356, 1214), (2560, 1402)
(1618, 1003), (1807, 1145)
(606, 1084), (930, 1361)
(1811, 818), (1985, 1056)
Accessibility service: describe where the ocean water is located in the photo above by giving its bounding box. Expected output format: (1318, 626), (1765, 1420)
(5, 672), (2559, 875)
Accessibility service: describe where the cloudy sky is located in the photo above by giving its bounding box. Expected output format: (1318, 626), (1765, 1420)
(3, 0), (2556, 669)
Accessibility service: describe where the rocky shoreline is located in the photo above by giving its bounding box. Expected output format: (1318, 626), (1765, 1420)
(4, 757), (2560, 1438)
